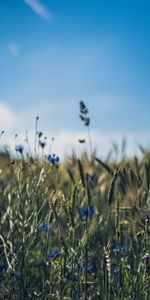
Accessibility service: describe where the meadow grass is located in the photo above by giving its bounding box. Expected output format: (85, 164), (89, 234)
(0, 106), (149, 299)
(0, 145), (149, 300)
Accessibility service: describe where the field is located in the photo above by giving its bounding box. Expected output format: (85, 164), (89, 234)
(0, 104), (150, 300)
(0, 141), (149, 299)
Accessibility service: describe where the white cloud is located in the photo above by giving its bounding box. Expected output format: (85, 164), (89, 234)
(8, 43), (20, 56)
(1, 127), (150, 159)
(0, 102), (16, 129)
(24, 0), (53, 22)
(51, 130), (150, 159)
(0, 101), (149, 159)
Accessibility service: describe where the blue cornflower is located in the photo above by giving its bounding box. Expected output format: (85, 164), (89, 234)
(81, 207), (88, 218)
(142, 253), (150, 261)
(47, 154), (60, 164)
(122, 245), (127, 251)
(86, 173), (95, 182)
(81, 264), (96, 273)
(39, 140), (46, 149)
(40, 223), (49, 231)
(81, 204), (94, 219)
(116, 244), (120, 251)
(0, 261), (8, 271)
(113, 266), (120, 274)
(47, 250), (60, 259)
(115, 244), (127, 251)
(13, 272), (21, 280)
(15, 144), (23, 154)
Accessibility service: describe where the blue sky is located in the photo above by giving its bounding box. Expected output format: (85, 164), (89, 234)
(0, 0), (150, 156)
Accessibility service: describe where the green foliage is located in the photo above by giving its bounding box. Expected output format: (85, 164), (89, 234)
(0, 151), (149, 299)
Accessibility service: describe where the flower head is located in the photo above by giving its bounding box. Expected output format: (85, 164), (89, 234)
(39, 140), (46, 149)
(86, 173), (95, 182)
(37, 131), (43, 138)
(81, 204), (94, 219)
(142, 253), (150, 261)
(40, 223), (49, 231)
(13, 272), (21, 280)
(81, 207), (88, 218)
(79, 101), (88, 115)
(114, 244), (127, 251)
(47, 250), (60, 259)
(113, 266), (120, 274)
(47, 154), (60, 164)
(0, 261), (8, 272)
(81, 264), (96, 273)
(15, 144), (23, 154)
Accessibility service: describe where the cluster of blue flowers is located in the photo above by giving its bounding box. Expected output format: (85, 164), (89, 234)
(115, 244), (127, 251)
(15, 144), (23, 154)
(40, 223), (49, 231)
(80, 258), (96, 273)
(47, 250), (60, 260)
(81, 203), (94, 219)
(0, 261), (8, 272)
(47, 154), (60, 164)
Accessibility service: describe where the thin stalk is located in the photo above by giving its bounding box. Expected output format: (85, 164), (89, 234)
(34, 116), (39, 158)
(84, 216), (88, 300)
(87, 125), (93, 162)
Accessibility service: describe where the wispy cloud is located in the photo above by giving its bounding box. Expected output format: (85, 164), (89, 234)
(24, 0), (53, 22)
(8, 43), (20, 56)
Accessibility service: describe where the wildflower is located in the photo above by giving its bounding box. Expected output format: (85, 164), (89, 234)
(81, 264), (96, 273)
(81, 204), (94, 219)
(115, 244), (127, 251)
(122, 245), (127, 251)
(79, 115), (90, 126)
(113, 266), (120, 274)
(84, 117), (90, 126)
(13, 272), (21, 280)
(79, 101), (88, 115)
(10, 159), (15, 165)
(81, 207), (88, 218)
(47, 250), (60, 259)
(0, 261), (8, 271)
(15, 144), (23, 154)
(115, 245), (120, 251)
(39, 140), (46, 149)
(86, 173), (95, 182)
(37, 131), (43, 138)
(40, 223), (49, 231)
(47, 154), (60, 164)
(142, 253), (150, 261)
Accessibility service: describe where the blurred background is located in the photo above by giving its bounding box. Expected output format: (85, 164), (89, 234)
(0, 0), (150, 158)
